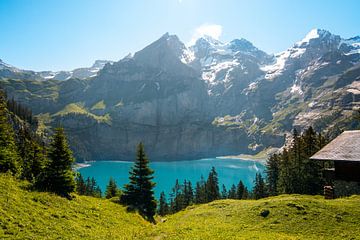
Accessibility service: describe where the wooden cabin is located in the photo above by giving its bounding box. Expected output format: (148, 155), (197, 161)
(310, 130), (360, 198)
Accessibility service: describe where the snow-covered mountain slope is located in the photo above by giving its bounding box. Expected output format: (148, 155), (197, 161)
(261, 29), (359, 80)
(0, 59), (113, 81)
(38, 60), (114, 80)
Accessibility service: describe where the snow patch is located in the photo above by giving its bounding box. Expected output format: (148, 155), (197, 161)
(296, 29), (319, 46)
(261, 51), (290, 79)
(180, 48), (195, 64)
(155, 82), (160, 91)
(138, 83), (146, 92)
(201, 59), (239, 83)
(290, 84), (303, 95)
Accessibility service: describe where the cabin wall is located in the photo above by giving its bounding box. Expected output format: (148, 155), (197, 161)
(335, 162), (360, 182)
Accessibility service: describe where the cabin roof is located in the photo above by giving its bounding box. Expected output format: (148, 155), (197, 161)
(310, 130), (360, 162)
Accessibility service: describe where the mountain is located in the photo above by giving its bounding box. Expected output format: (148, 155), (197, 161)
(1, 29), (359, 161)
(38, 60), (114, 80)
(0, 59), (113, 81)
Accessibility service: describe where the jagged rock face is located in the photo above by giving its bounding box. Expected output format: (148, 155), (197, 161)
(0, 29), (359, 161)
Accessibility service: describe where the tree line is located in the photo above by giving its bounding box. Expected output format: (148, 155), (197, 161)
(0, 89), (75, 197)
(266, 127), (327, 196)
(157, 168), (267, 216)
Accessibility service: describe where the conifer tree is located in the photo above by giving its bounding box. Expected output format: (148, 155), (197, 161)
(38, 127), (75, 197)
(158, 191), (169, 216)
(236, 180), (246, 199)
(242, 186), (249, 199)
(277, 148), (294, 194)
(266, 154), (280, 196)
(0, 90), (21, 175)
(171, 179), (184, 212)
(20, 138), (47, 182)
(121, 143), (156, 220)
(253, 173), (267, 199)
(205, 167), (220, 202)
(76, 173), (86, 195)
(221, 184), (228, 199)
(195, 176), (206, 204)
(95, 186), (102, 198)
(228, 184), (237, 199)
(183, 180), (194, 206)
(105, 177), (119, 199)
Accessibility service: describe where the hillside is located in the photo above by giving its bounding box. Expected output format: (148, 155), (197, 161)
(1, 174), (359, 240)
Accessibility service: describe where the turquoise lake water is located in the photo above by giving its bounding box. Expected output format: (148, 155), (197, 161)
(78, 158), (265, 199)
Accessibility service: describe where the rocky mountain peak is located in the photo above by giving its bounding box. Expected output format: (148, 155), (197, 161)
(228, 38), (256, 52)
(295, 28), (341, 48)
(92, 60), (113, 69)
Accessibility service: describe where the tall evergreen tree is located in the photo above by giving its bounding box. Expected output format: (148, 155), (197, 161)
(37, 127), (75, 197)
(20, 135), (47, 182)
(158, 191), (169, 216)
(236, 180), (246, 199)
(195, 176), (206, 204)
(266, 154), (280, 196)
(221, 184), (228, 199)
(76, 173), (86, 195)
(253, 173), (267, 200)
(105, 177), (119, 199)
(277, 148), (294, 194)
(171, 179), (184, 212)
(242, 186), (249, 199)
(0, 90), (21, 175)
(275, 127), (326, 195)
(205, 167), (220, 202)
(228, 184), (237, 199)
(121, 143), (157, 220)
(183, 180), (194, 206)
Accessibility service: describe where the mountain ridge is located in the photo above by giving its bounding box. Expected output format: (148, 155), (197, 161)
(0, 28), (359, 161)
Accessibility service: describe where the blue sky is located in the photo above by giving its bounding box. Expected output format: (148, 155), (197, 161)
(0, 0), (359, 71)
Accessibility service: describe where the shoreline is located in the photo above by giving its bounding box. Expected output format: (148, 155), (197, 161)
(216, 154), (267, 164)
(74, 162), (92, 170)
(74, 155), (268, 166)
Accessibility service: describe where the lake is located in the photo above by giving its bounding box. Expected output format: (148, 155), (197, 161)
(78, 157), (265, 198)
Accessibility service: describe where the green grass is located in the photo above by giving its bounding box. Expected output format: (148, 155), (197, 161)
(1, 174), (360, 239)
(0, 174), (149, 239)
(53, 103), (112, 124)
(53, 102), (88, 116)
(91, 100), (106, 110)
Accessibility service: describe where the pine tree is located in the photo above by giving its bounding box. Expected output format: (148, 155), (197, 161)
(205, 167), (220, 202)
(95, 186), (102, 198)
(20, 138), (46, 182)
(85, 177), (92, 195)
(171, 179), (184, 212)
(158, 191), (169, 216)
(277, 148), (294, 194)
(228, 184), (237, 199)
(121, 143), (156, 220)
(76, 173), (86, 195)
(221, 184), (228, 199)
(242, 186), (249, 199)
(266, 154), (280, 196)
(37, 127), (75, 197)
(183, 180), (193, 206)
(253, 173), (267, 199)
(236, 180), (246, 199)
(275, 127), (326, 195)
(105, 177), (119, 199)
(0, 90), (21, 175)
(195, 176), (206, 204)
